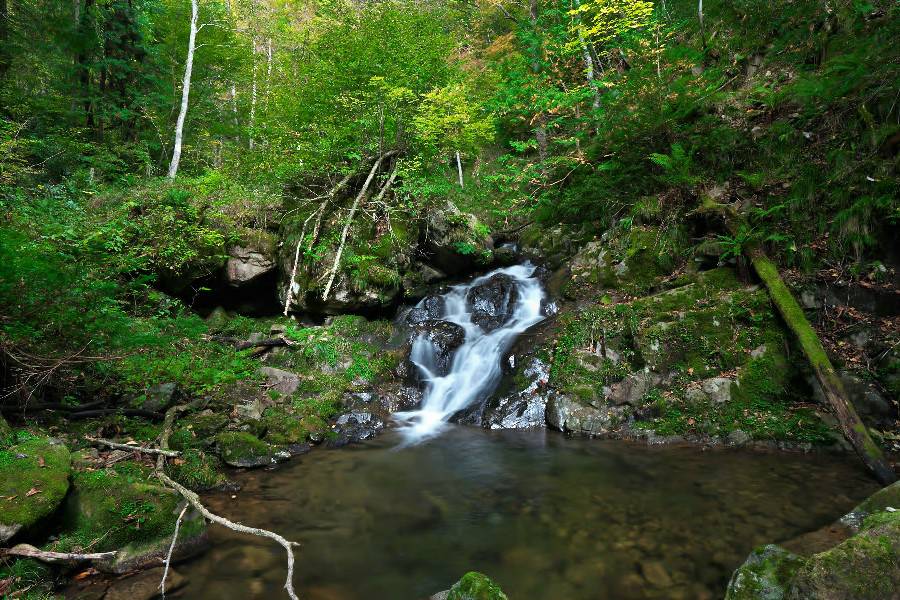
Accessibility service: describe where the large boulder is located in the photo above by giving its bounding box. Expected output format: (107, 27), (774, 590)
(466, 274), (519, 332)
(62, 471), (208, 573)
(225, 244), (276, 287)
(0, 437), (71, 542)
(406, 295), (446, 325)
(411, 320), (466, 377)
(725, 481), (900, 600)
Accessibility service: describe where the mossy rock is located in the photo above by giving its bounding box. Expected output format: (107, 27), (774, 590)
(215, 431), (281, 468)
(725, 544), (805, 600)
(446, 571), (509, 600)
(841, 480), (900, 530)
(0, 437), (71, 542)
(786, 512), (900, 600)
(262, 408), (316, 445)
(164, 448), (226, 491)
(170, 411), (230, 450)
(63, 471), (185, 552)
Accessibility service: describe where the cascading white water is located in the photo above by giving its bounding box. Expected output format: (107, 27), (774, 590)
(395, 263), (546, 443)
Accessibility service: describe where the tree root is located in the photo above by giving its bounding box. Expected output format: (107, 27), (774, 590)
(85, 436), (181, 458)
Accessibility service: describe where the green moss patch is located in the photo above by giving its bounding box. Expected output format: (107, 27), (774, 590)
(215, 431), (278, 468)
(447, 571), (509, 600)
(0, 437), (71, 540)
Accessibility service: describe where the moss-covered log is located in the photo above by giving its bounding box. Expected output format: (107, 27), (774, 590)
(747, 246), (896, 485)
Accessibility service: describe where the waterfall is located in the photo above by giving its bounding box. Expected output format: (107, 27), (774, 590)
(395, 263), (546, 443)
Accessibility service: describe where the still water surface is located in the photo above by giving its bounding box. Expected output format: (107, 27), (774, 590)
(179, 428), (876, 600)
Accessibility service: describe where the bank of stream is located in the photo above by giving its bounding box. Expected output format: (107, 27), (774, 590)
(178, 428), (875, 600)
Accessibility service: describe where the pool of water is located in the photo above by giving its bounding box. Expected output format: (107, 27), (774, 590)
(177, 427), (877, 600)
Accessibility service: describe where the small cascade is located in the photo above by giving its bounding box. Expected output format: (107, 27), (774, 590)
(395, 263), (546, 442)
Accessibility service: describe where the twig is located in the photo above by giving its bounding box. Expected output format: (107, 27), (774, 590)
(68, 408), (163, 420)
(159, 504), (189, 599)
(0, 544), (115, 564)
(155, 472), (301, 600)
(85, 436), (181, 458)
(153, 405), (301, 599)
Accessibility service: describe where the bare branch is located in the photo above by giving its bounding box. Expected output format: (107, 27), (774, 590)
(1, 544), (115, 564)
(85, 436), (181, 458)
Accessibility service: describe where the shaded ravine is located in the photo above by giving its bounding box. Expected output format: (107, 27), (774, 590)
(179, 429), (877, 600)
(396, 263), (546, 442)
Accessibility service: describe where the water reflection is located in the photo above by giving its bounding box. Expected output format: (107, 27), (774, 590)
(178, 428), (876, 600)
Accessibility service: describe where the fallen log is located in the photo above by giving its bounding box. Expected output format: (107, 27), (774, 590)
(85, 436), (181, 458)
(701, 200), (896, 484)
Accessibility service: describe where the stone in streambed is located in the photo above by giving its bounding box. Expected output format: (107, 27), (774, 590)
(546, 395), (626, 436)
(104, 567), (186, 600)
(413, 319), (466, 376)
(0, 437), (71, 543)
(466, 274), (519, 332)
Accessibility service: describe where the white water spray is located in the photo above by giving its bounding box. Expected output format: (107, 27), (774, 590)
(395, 263), (546, 443)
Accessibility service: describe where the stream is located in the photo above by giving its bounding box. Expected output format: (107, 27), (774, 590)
(181, 429), (876, 599)
(177, 264), (878, 599)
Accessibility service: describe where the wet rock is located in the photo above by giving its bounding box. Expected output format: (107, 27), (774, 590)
(215, 432), (283, 468)
(225, 245), (275, 287)
(330, 411), (386, 445)
(259, 366), (301, 396)
(0, 437), (71, 542)
(546, 395), (626, 436)
(406, 295), (445, 325)
(725, 544), (804, 600)
(413, 320), (466, 376)
(104, 567), (186, 600)
(483, 359), (550, 429)
(467, 274), (519, 332)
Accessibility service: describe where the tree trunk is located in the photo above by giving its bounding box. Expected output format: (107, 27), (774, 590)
(572, 0), (600, 111)
(167, 0), (198, 179)
(321, 152), (397, 302)
(747, 247), (895, 485)
(249, 39), (257, 150)
(698, 0), (706, 49)
(455, 151), (464, 188)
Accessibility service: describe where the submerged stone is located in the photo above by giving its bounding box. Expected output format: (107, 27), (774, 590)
(0, 437), (71, 542)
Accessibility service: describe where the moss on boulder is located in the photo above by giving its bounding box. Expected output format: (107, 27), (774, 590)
(215, 431), (283, 468)
(446, 571), (509, 600)
(60, 468), (208, 573)
(725, 544), (805, 600)
(0, 415), (11, 443)
(0, 437), (71, 542)
(786, 512), (900, 599)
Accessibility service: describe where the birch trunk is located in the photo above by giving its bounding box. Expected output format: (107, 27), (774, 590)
(321, 152), (397, 302)
(572, 0), (600, 110)
(167, 0), (198, 179)
(455, 151), (464, 188)
(529, 0), (548, 165)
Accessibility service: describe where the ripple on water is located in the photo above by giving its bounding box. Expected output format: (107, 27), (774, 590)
(179, 428), (878, 600)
